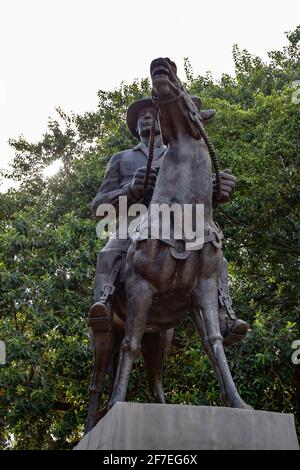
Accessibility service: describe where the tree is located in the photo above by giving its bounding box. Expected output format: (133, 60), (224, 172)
(0, 27), (299, 448)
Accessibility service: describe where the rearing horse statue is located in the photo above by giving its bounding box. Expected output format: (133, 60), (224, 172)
(108, 58), (251, 411)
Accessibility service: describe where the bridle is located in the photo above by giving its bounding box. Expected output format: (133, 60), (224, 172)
(142, 103), (159, 205)
(143, 80), (222, 202)
(152, 88), (184, 105)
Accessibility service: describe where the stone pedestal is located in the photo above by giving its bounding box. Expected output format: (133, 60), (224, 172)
(75, 402), (299, 450)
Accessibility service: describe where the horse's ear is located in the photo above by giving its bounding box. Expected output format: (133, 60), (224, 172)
(201, 109), (215, 121)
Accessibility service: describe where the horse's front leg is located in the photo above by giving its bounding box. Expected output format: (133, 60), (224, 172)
(194, 244), (251, 409)
(109, 275), (155, 408)
(192, 309), (227, 404)
(85, 315), (117, 433)
(141, 328), (174, 403)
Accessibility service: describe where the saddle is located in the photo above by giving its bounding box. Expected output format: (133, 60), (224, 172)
(134, 219), (223, 260)
(162, 225), (223, 260)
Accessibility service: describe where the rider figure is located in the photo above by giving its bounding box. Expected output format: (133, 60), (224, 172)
(89, 97), (249, 346)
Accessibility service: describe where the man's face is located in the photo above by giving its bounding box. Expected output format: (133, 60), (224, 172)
(136, 107), (160, 138)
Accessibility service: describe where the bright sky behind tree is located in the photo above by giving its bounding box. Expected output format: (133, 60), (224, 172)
(0, 0), (299, 188)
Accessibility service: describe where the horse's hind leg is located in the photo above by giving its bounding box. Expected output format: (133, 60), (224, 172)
(109, 278), (155, 408)
(194, 245), (250, 409)
(141, 329), (174, 403)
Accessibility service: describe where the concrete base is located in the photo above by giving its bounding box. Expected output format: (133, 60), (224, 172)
(75, 402), (299, 450)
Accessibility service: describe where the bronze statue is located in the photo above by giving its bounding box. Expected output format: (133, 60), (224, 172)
(86, 58), (250, 433)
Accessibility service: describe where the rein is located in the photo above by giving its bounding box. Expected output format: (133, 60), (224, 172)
(142, 104), (159, 205)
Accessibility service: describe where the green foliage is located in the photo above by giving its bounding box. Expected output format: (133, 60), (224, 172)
(1, 27), (299, 448)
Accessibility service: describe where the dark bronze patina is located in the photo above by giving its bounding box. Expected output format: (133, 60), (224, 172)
(85, 58), (250, 433)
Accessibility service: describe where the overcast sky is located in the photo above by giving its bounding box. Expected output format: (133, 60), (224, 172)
(0, 0), (299, 186)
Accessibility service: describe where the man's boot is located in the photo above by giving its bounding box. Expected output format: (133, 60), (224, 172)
(89, 272), (118, 332)
(219, 308), (249, 347)
(89, 300), (112, 332)
(89, 253), (122, 330)
(218, 258), (249, 347)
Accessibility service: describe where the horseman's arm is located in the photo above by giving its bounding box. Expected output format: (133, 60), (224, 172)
(212, 170), (237, 208)
(91, 153), (136, 218)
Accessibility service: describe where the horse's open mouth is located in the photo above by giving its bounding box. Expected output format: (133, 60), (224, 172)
(151, 67), (170, 80)
(151, 62), (170, 81)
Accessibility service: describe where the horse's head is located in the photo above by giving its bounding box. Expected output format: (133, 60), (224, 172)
(150, 58), (214, 142)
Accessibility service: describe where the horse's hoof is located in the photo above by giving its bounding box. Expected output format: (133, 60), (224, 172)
(244, 404), (254, 410)
(84, 420), (95, 435)
(108, 399), (118, 410)
(230, 399), (253, 410)
(96, 405), (109, 422)
(238, 403), (253, 410)
(220, 393), (229, 406)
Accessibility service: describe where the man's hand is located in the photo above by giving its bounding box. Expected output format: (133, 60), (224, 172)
(129, 166), (158, 201)
(212, 169), (237, 206)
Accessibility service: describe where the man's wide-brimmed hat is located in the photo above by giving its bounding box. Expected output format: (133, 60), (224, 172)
(126, 96), (215, 138)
